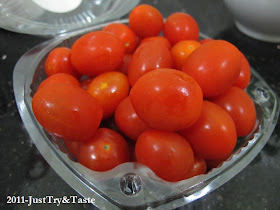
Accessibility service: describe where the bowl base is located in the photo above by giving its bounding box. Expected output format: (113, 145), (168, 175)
(235, 21), (280, 43)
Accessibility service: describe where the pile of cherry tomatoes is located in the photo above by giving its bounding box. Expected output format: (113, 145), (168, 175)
(32, 4), (257, 182)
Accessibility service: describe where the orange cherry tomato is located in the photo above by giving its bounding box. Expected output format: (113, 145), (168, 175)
(86, 71), (130, 119)
(171, 40), (201, 70)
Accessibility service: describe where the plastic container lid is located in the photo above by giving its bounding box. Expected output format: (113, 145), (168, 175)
(0, 0), (140, 36)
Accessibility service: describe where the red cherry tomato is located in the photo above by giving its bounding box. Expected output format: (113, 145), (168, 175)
(182, 40), (242, 98)
(199, 38), (214, 44)
(135, 129), (194, 182)
(130, 68), (203, 131)
(128, 42), (173, 86)
(64, 141), (81, 158)
(78, 128), (130, 172)
(44, 47), (81, 79)
(233, 52), (251, 89)
(180, 101), (237, 160)
(71, 31), (125, 76)
(32, 84), (103, 142)
(115, 97), (149, 141)
(139, 36), (172, 49)
(86, 71), (130, 119)
(170, 40), (201, 70)
(163, 12), (200, 45)
(102, 23), (137, 54)
(211, 86), (257, 137)
(117, 54), (132, 75)
(185, 157), (207, 179)
(129, 4), (164, 38)
(38, 73), (80, 90)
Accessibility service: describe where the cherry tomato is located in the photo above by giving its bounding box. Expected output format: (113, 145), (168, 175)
(115, 97), (149, 141)
(180, 101), (237, 160)
(71, 31), (125, 76)
(170, 40), (201, 70)
(78, 128), (130, 172)
(38, 73), (80, 90)
(185, 157), (207, 179)
(117, 54), (132, 75)
(199, 38), (213, 44)
(163, 12), (200, 45)
(102, 23), (137, 54)
(32, 84), (103, 142)
(130, 68), (203, 131)
(233, 52), (251, 89)
(64, 141), (81, 158)
(211, 86), (257, 137)
(44, 47), (81, 79)
(139, 36), (171, 49)
(129, 4), (164, 38)
(86, 71), (130, 119)
(128, 41), (173, 86)
(135, 129), (194, 182)
(182, 40), (242, 98)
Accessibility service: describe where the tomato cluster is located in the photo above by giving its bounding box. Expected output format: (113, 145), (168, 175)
(32, 4), (257, 182)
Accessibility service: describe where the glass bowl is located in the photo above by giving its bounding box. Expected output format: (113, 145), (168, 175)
(0, 0), (139, 36)
(13, 19), (280, 209)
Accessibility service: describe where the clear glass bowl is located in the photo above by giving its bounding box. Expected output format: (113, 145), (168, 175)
(0, 0), (139, 36)
(13, 19), (280, 209)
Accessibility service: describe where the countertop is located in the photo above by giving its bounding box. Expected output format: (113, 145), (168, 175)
(1, 0), (280, 209)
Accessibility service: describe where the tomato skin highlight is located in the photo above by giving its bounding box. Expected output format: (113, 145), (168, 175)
(32, 84), (103, 142)
(180, 101), (237, 161)
(130, 68), (203, 131)
(71, 31), (125, 76)
(78, 128), (130, 172)
(128, 41), (173, 86)
(182, 40), (242, 98)
(115, 97), (149, 141)
(86, 71), (130, 120)
(211, 87), (257, 137)
(164, 12), (200, 45)
(170, 40), (201, 70)
(135, 129), (195, 182)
